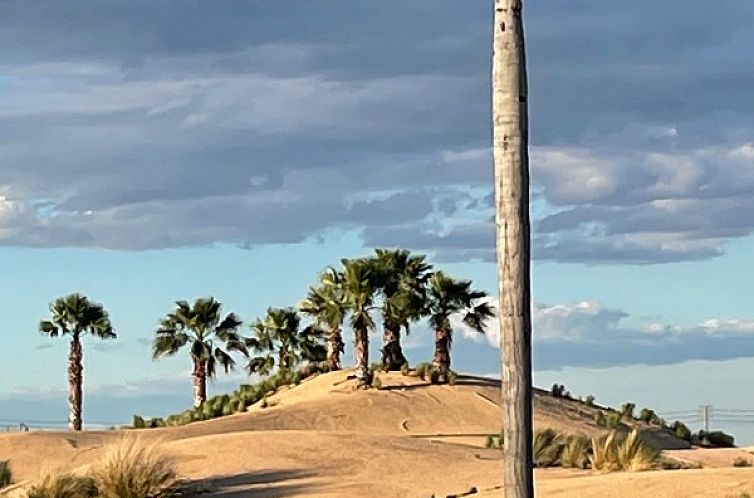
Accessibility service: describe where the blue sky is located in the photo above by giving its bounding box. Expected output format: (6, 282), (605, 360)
(2, 0), (754, 441)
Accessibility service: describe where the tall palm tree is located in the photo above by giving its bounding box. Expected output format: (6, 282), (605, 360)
(39, 293), (116, 431)
(371, 249), (431, 370)
(246, 307), (325, 376)
(425, 272), (494, 382)
(494, 0), (534, 495)
(299, 267), (346, 371)
(152, 297), (247, 407)
(340, 257), (377, 385)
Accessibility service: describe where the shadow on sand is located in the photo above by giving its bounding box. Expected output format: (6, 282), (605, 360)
(180, 469), (321, 497)
(379, 374), (501, 392)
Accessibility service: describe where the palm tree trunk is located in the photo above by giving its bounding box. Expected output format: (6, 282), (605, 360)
(493, 0), (534, 496)
(68, 338), (84, 431)
(432, 328), (451, 381)
(192, 359), (207, 407)
(354, 327), (369, 384)
(326, 327), (343, 371)
(381, 323), (407, 371)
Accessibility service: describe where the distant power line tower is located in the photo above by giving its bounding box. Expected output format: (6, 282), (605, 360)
(700, 404), (713, 432)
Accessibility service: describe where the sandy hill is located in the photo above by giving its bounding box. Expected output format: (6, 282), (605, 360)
(1, 371), (754, 498)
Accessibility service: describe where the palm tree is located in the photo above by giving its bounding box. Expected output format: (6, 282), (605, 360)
(340, 257), (377, 385)
(246, 307), (325, 376)
(425, 272), (494, 382)
(371, 249), (431, 370)
(299, 267), (346, 371)
(39, 293), (116, 431)
(152, 297), (247, 407)
(494, 0), (534, 495)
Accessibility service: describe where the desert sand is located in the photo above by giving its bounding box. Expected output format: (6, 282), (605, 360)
(1, 371), (753, 497)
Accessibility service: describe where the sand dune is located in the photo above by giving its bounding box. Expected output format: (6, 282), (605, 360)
(1, 371), (752, 497)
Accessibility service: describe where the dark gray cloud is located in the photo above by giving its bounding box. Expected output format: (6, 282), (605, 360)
(1, 1), (753, 263)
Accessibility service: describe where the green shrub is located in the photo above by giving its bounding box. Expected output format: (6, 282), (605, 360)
(585, 395), (596, 407)
(447, 370), (458, 386)
(621, 402), (636, 420)
(27, 473), (98, 498)
(697, 430), (735, 448)
(606, 412), (622, 429)
(0, 460), (11, 489)
(671, 421), (692, 441)
(132, 415), (146, 429)
(594, 411), (607, 427)
(733, 457), (752, 468)
(638, 408), (656, 424)
(533, 429), (565, 468)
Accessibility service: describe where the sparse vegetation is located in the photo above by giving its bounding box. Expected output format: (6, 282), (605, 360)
(696, 430), (735, 448)
(26, 473), (98, 498)
(0, 460), (11, 489)
(733, 457), (752, 468)
(590, 429), (659, 473)
(533, 429), (565, 468)
(594, 411), (607, 427)
(621, 402), (636, 420)
(93, 440), (176, 498)
(560, 435), (591, 469)
(672, 421), (692, 441)
(606, 412), (622, 429)
(585, 395), (596, 407)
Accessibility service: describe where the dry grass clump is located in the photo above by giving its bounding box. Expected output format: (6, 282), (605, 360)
(26, 473), (98, 498)
(533, 429), (565, 468)
(560, 435), (591, 469)
(92, 439), (176, 498)
(24, 440), (176, 498)
(590, 429), (659, 472)
(733, 457), (753, 468)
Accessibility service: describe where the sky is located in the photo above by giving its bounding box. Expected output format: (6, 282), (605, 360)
(2, 0), (754, 441)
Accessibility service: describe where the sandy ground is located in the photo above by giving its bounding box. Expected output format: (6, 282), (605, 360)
(1, 371), (753, 497)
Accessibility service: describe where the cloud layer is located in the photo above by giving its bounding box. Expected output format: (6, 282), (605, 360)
(1, 1), (754, 263)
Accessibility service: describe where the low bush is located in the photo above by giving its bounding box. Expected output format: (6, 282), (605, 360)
(591, 429), (659, 473)
(93, 440), (176, 498)
(133, 368), (312, 428)
(594, 411), (607, 427)
(733, 457), (752, 468)
(27, 473), (98, 498)
(560, 435), (590, 469)
(621, 402), (636, 420)
(485, 432), (504, 449)
(671, 421), (692, 441)
(696, 430), (735, 448)
(606, 412), (622, 429)
(0, 460), (11, 489)
(585, 395), (596, 407)
(533, 429), (565, 467)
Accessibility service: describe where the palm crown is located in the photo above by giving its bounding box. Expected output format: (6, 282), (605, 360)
(427, 271), (494, 339)
(153, 297), (248, 377)
(40, 293), (116, 340)
(247, 307), (325, 375)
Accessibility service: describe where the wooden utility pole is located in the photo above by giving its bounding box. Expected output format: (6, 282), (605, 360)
(492, 0), (534, 497)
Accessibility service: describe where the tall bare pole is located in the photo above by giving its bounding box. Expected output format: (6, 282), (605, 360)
(492, 0), (534, 497)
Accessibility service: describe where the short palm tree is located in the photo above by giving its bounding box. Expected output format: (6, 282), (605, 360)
(371, 249), (431, 370)
(299, 267), (346, 371)
(39, 293), (116, 431)
(152, 297), (247, 407)
(426, 272), (495, 382)
(246, 307), (325, 376)
(341, 257), (377, 385)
